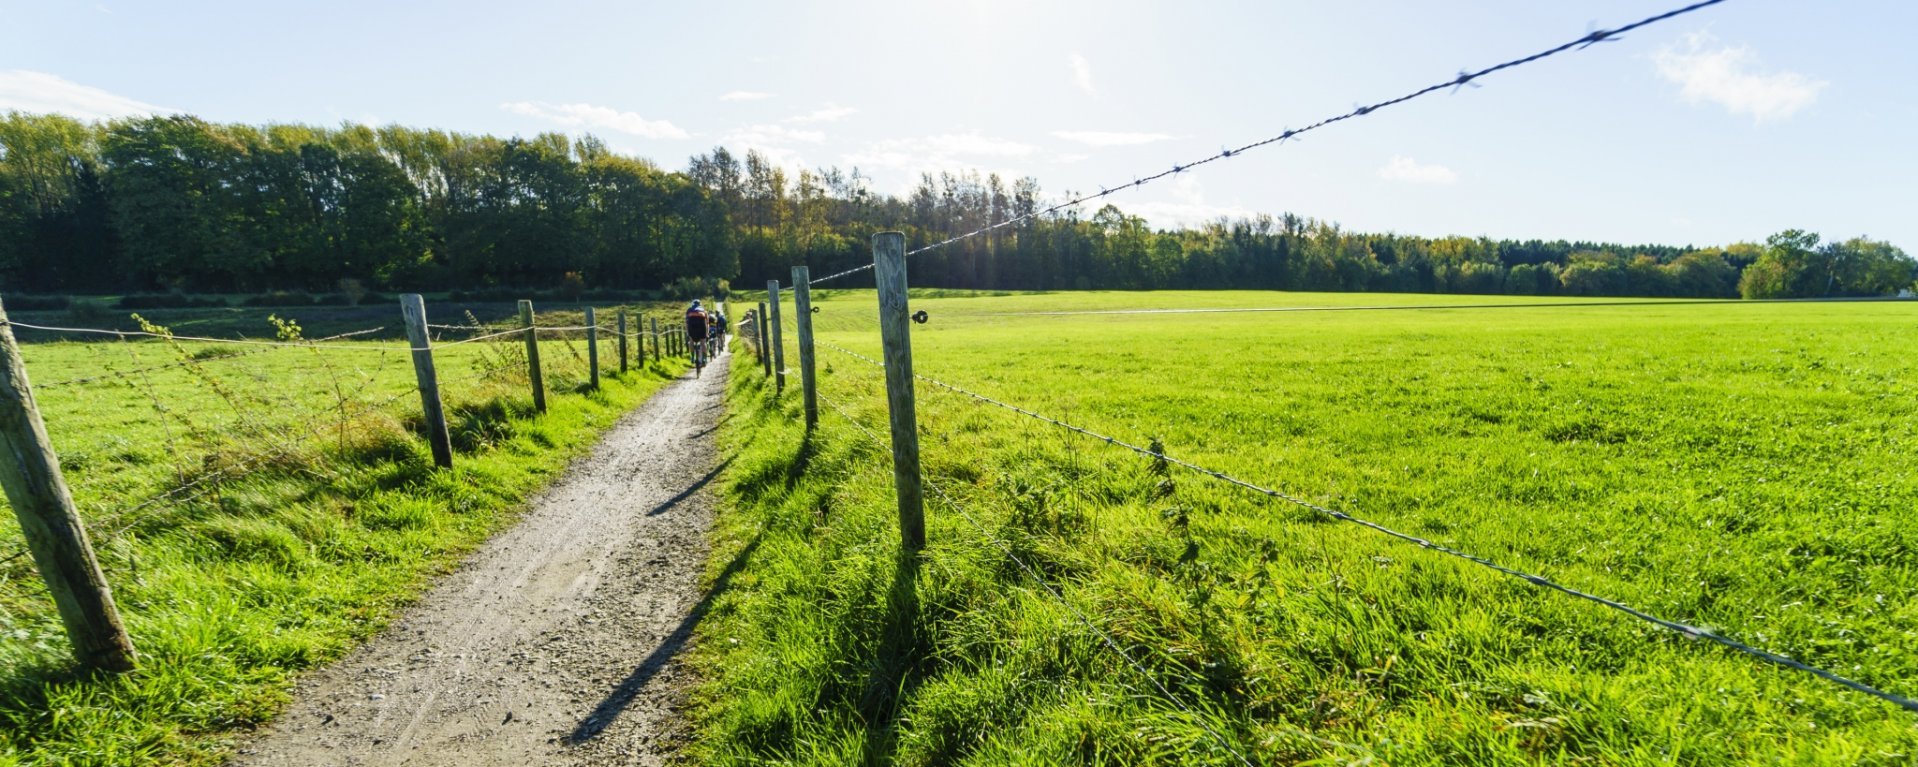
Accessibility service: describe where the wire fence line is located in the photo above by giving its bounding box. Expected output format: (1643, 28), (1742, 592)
(817, 389), (1335, 765)
(805, 335), (1918, 714)
(806, 0), (1730, 287)
(30, 327), (394, 389)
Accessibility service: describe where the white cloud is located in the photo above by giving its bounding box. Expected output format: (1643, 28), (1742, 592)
(846, 132), (1035, 167)
(785, 104), (857, 124)
(724, 124), (825, 146)
(1652, 32), (1825, 122)
(843, 132), (1037, 190)
(1121, 177), (1254, 229)
(499, 101), (689, 139)
(1069, 54), (1095, 95)
(0, 70), (173, 120)
(1052, 153), (1091, 164)
(1377, 155), (1458, 185)
(1051, 130), (1175, 147)
(719, 90), (774, 102)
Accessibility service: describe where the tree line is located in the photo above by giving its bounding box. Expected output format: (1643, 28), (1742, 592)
(2, 111), (1911, 300)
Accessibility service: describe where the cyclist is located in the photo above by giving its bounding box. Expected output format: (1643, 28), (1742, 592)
(685, 299), (711, 374)
(711, 307), (728, 354)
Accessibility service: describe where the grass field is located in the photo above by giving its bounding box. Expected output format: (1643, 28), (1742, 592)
(698, 290), (1918, 765)
(0, 303), (691, 766)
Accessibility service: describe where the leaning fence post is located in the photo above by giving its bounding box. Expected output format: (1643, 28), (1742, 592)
(0, 298), (137, 671)
(519, 300), (547, 413)
(400, 294), (454, 469)
(767, 281), (786, 395)
(617, 309), (629, 374)
(792, 267), (819, 429)
(757, 302), (771, 377)
(872, 232), (925, 550)
(585, 307), (601, 390)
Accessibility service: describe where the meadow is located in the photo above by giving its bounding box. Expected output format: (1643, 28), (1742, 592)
(697, 290), (1918, 765)
(0, 301), (690, 766)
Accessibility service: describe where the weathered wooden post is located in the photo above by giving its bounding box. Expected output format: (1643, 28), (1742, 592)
(767, 281), (785, 395)
(617, 309), (629, 374)
(0, 298), (137, 671)
(792, 267), (819, 429)
(756, 302), (771, 377)
(872, 232), (925, 550)
(519, 300), (546, 413)
(585, 307), (601, 390)
(650, 317), (660, 366)
(400, 294), (454, 469)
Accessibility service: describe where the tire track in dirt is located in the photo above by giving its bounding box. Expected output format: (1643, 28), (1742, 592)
(230, 354), (732, 767)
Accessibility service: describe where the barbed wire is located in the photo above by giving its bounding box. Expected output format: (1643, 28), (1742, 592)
(862, 358), (1918, 714)
(817, 337), (1918, 712)
(31, 327), (391, 389)
(807, 0), (1730, 287)
(817, 388), (1369, 763)
(2, 320), (411, 353)
(963, 295), (1912, 320)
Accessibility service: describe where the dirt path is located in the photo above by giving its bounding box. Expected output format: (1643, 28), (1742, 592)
(231, 354), (732, 767)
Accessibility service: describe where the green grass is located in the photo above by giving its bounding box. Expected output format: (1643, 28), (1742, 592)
(0, 307), (689, 766)
(695, 290), (1918, 765)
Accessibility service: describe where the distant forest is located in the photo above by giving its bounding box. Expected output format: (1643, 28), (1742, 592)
(1, 112), (1912, 300)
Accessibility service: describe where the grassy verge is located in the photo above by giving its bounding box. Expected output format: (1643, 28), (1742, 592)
(692, 290), (1917, 765)
(0, 320), (689, 765)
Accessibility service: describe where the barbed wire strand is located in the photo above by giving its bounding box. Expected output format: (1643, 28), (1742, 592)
(816, 390), (1334, 764)
(807, 0), (1730, 287)
(32, 327), (392, 389)
(969, 295), (1913, 319)
(2, 320), (412, 354)
(813, 337), (1918, 714)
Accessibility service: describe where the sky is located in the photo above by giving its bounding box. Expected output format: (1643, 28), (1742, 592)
(2, 0), (1913, 250)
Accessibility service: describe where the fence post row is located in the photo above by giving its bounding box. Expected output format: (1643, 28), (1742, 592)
(585, 307), (601, 390)
(792, 267), (819, 429)
(519, 300), (547, 413)
(617, 309), (629, 374)
(0, 298), (138, 671)
(871, 232), (926, 550)
(767, 281), (785, 395)
(757, 302), (771, 377)
(400, 295), (454, 469)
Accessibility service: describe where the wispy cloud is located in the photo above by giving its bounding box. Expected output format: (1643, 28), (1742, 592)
(0, 70), (173, 120)
(1051, 130), (1174, 147)
(720, 90), (774, 102)
(844, 132), (1036, 186)
(785, 104), (857, 124)
(500, 101), (689, 139)
(725, 124), (825, 146)
(1652, 32), (1825, 122)
(1377, 155), (1458, 185)
(1069, 54), (1095, 95)
(1124, 176), (1255, 229)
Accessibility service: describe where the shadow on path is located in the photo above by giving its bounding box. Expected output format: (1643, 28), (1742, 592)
(646, 457), (733, 517)
(565, 529), (763, 745)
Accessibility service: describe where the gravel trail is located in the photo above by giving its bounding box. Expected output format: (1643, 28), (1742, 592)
(231, 354), (731, 767)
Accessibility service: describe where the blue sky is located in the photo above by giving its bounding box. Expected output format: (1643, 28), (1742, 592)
(3, 0), (1912, 250)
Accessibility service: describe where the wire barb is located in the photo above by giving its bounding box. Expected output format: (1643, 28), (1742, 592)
(805, 0), (1729, 287)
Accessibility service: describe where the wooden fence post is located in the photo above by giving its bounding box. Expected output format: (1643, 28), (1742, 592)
(792, 267), (819, 429)
(767, 281), (785, 395)
(650, 318), (660, 365)
(617, 309), (629, 374)
(757, 302), (771, 377)
(872, 232), (925, 550)
(0, 298), (138, 671)
(400, 295), (454, 469)
(585, 307), (601, 390)
(520, 300), (546, 413)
